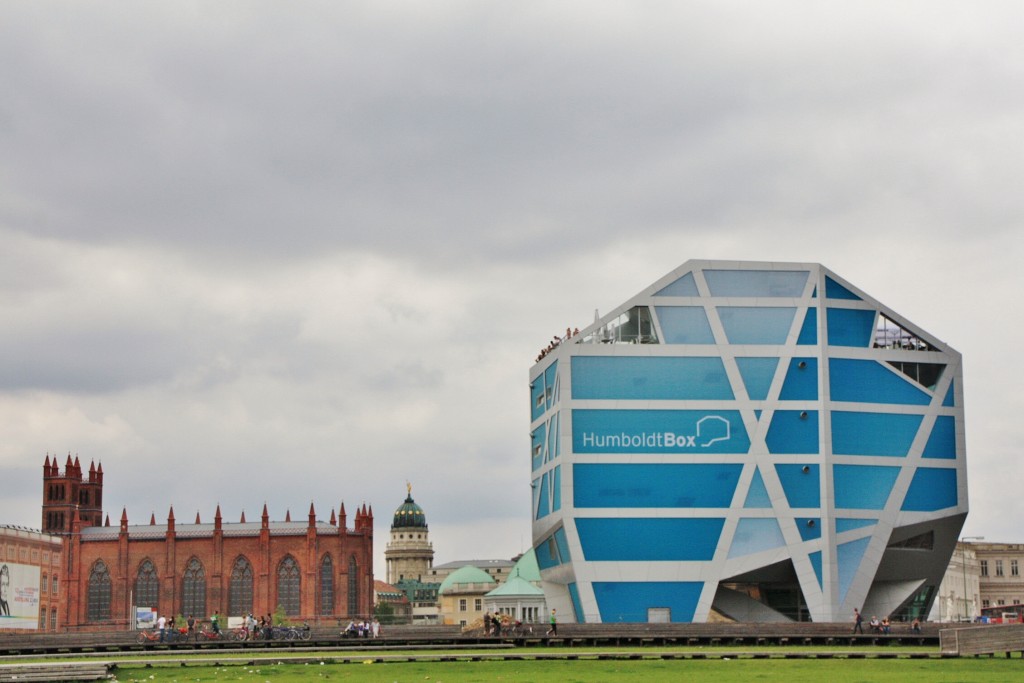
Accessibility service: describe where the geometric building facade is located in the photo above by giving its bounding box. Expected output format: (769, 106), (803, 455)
(529, 260), (966, 623)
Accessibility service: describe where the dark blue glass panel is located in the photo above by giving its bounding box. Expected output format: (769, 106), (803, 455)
(653, 272), (699, 296)
(836, 518), (877, 533)
(575, 518), (724, 561)
(704, 270), (808, 297)
(901, 468), (958, 511)
(536, 473), (550, 520)
(571, 356), (733, 400)
(831, 411), (922, 457)
(552, 465), (562, 511)
(829, 358), (931, 406)
(573, 463), (743, 508)
(567, 582), (584, 623)
(779, 357), (818, 400)
(572, 409), (750, 454)
(766, 410), (819, 454)
(736, 357), (779, 401)
(719, 307), (796, 344)
(825, 276), (862, 300)
(554, 528), (571, 565)
(592, 581), (704, 623)
(827, 308), (876, 347)
(796, 517), (821, 541)
(922, 416), (956, 459)
(655, 306), (715, 344)
(797, 307), (818, 345)
(809, 551), (823, 588)
(833, 465), (899, 510)
(943, 382), (955, 407)
(775, 464), (820, 508)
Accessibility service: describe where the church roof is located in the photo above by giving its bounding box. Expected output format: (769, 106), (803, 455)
(392, 489), (427, 529)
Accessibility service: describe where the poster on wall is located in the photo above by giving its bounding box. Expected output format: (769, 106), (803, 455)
(0, 562), (41, 630)
(136, 607), (157, 630)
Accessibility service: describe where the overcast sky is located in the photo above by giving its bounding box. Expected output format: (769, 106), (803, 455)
(2, 1), (1022, 574)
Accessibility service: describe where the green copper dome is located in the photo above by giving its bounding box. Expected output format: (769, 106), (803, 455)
(392, 492), (427, 530)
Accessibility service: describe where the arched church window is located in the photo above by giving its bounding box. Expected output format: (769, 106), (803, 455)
(319, 555), (334, 615)
(277, 556), (300, 615)
(135, 559), (159, 609)
(87, 560), (111, 621)
(229, 556), (253, 617)
(348, 556), (358, 617)
(182, 558), (206, 619)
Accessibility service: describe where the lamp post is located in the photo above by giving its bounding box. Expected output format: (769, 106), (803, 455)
(961, 536), (984, 622)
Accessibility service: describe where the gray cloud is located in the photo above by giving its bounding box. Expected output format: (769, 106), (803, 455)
(1, 1), (1022, 570)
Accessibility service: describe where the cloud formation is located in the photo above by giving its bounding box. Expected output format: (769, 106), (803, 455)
(1, 1), (1022, 571)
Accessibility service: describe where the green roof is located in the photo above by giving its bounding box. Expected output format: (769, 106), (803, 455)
(510, 548), (541, 582)
(486, 574), (544, 597)
(438, 565), (496, 594)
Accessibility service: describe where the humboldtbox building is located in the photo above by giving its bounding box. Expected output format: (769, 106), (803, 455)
(529, 260), (966, 623)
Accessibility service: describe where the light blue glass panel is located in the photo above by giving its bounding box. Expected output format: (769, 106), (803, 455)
(796, 517), (821, 541)
(573, 464), (742, 508)
(552, 465), (562, 511)
(827, 308), (876, 347)
(571, 356), (733, 400)
(705, 270), (809, 297)
(531, 477), (539, 518)
(833, 465), (900, 510)
(836, 518), (877, 533)
(654, 306), (715, 344)
(831, 411), (922, 457)
(923, 416), (956, 459)
(837, 537), (870, 604)
(532, 422), (546, 472)
(825, 276), (862, 301)
(572, 409), (750, 454)
(943, 382), (955, 407)
(779, 357), (818, 400)
(718, 307), (797, 344)
(544, 361), (559, 409)
(567, 582), (584, 623)
(554, 527), (571, 565)
(797, 306), (818, 345)
(901, 468), (958, 511)
(766, 410), (819, 454)
(531, 378), (546, 422)
(744, 467), (771, 508)
(809, 551), (823, 588)
(546, 412), (560, 463)
(829, 359), (931, 406)
(736, 357), (779, 401)
(775, 464), (820, 508)
(592, 581), (704, 623)
(728, 518), (786, 558)
(575, 518), (724, 561)
(654, 272), (699, 296)
(536, 473), (550, 520)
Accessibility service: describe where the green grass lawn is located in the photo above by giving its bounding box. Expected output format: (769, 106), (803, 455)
(107, 655), (1024, 683)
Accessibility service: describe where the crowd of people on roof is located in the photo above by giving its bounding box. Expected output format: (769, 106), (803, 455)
(536, 327), (580, 363)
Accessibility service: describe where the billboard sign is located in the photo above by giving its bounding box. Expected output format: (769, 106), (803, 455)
(0, 562), (41, 630)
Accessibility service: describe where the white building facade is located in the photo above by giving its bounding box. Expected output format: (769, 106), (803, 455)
(529, 260), (967, 623)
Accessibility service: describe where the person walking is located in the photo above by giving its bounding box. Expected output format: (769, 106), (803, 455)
(546, 609), (558, 636)
(852, 607), (864, 634)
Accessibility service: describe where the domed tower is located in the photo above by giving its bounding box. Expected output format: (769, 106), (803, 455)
(385, 484), (434, 584)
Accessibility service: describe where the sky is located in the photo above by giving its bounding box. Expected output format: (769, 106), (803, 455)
(1, 1), (1022, 575)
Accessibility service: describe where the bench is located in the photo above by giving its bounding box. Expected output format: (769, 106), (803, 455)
(940, 623), (1024, 657)
(0, 662), (111, 682)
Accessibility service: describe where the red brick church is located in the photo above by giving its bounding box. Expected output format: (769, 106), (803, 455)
(43, 455), (374, 630)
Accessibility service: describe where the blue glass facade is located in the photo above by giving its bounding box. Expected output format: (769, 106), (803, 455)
(531, 261), (966, 623)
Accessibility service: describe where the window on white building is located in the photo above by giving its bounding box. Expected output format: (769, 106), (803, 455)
(996, 560), (1004, 577)
(981, 560), (989, 576)
(1012, 560), (1019, 577)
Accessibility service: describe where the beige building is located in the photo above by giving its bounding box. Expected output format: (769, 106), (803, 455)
(931, 541), (1024, 622)
(0, 525), (63, 632)
(437, 565), (496, 627)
